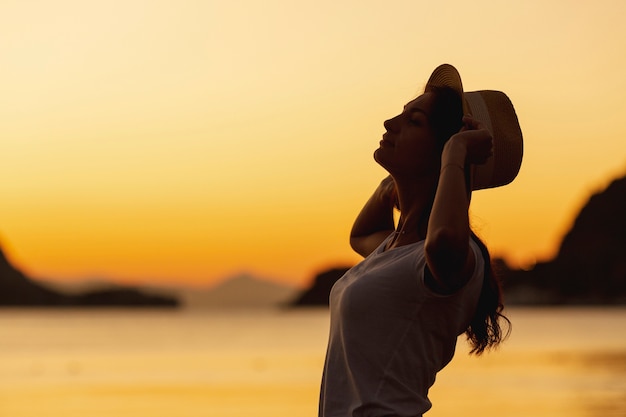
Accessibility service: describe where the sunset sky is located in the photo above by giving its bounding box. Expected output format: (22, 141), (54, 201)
(2, 0), (626, 288)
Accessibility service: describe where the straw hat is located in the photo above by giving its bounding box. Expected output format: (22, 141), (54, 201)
(425, 64), (523, 190)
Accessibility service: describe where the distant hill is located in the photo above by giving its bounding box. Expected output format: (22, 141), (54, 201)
(292, 171), (626, 306)
(0, 248), (178, 307)
(177, 273), (299, 309)
(289, 267), (350, 307)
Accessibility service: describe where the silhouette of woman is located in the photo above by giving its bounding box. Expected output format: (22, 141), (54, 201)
(319, 64), (522, 417)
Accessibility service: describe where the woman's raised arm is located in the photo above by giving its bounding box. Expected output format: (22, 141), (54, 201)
(425, 116), (493, 292)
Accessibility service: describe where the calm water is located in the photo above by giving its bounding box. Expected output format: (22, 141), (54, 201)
(0, 307), (624, 417)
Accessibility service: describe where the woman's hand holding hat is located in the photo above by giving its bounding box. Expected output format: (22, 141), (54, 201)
(445, 115), (494, 167)
(438, 115), (493, 198)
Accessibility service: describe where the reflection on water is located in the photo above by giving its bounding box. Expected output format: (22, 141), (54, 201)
(430, 349), (626, 417)
(0, 307), (624, 417)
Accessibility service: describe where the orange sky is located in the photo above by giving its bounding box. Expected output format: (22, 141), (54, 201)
(2, 0), (626, 288)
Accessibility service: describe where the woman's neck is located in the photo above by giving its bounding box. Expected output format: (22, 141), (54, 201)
(390, 175), (437, 245)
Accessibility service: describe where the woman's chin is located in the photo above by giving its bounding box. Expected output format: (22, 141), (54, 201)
(373, 149), (389, 170)
(373, 148), (383, 163)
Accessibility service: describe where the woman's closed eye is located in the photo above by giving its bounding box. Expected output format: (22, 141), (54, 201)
(410, 113), (425, 126)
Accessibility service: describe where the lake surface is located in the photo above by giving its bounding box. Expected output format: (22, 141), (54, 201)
(0, 307), (624, 417)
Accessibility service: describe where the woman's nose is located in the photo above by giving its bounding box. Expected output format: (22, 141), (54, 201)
(384, 115), (398, 131)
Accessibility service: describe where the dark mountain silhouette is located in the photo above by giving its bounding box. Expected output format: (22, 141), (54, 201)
(0, 247), (178, 307)
(292, 171), (626, 306)
(501, 173), (626, 304)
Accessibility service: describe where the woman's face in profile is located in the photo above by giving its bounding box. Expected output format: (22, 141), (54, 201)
(374, 92), (439, 178)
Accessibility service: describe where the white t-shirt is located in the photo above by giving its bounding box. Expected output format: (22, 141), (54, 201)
(319, 236), (484, 417)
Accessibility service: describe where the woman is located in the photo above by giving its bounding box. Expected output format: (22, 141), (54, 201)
(319, 64), (522, 417)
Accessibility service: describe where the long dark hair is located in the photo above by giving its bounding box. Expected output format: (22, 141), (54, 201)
(466, 232), (511, 354)
(427, 85), (511, 355)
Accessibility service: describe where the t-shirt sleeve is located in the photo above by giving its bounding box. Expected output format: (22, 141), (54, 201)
(418, 238), (485, 297)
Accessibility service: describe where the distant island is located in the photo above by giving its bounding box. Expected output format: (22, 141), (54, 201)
(0, 248), (178, 308)
(291, 171), (626, 306)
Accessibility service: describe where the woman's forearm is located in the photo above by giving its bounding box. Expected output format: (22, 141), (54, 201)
(425, 139), (472, 283)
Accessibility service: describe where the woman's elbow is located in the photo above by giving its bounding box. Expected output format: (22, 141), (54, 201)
(350, 231), (390, 258)
(350, 236), (369, 258)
